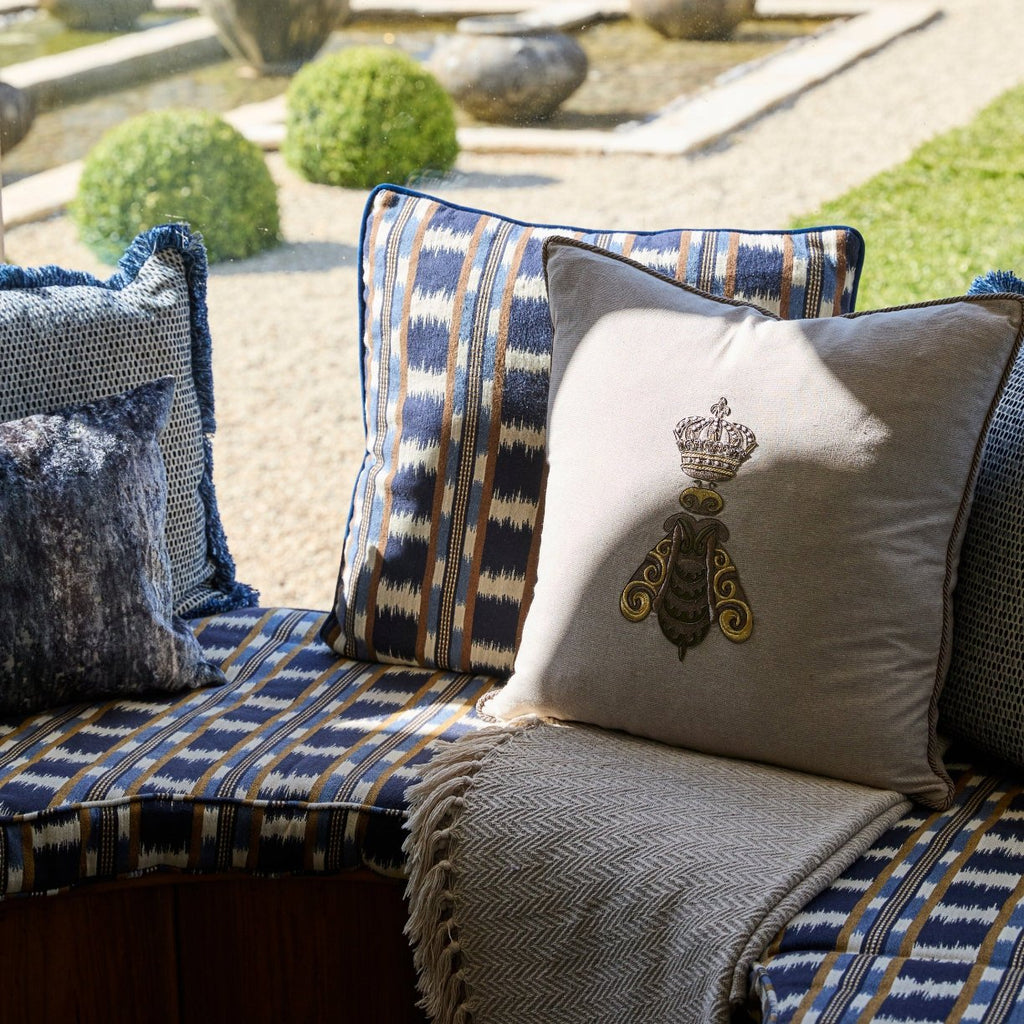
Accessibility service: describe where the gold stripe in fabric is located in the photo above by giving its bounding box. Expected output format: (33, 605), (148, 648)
(416, 215), (490, 666)
(675, 230), (692, 285)
(851, 956), (906, 1023)
(78, 806), (91, 882)
(130, 615), (325, 799)
(833, 233), (848, 317)
(128, 798), (142, 869)
(725, 232), (740, 300)
(187, 803), (206, 871)
(854, 774), (999, 956)
(346, 193), (420, 658)
(8, 704), (124, 787)
(458, 225), (533, 668)
(211, 658), (369, 802)
(216, 607), (278, 675)
(306, 670), (458, 805)
(834, 769), (977, 953)
(894, 784), (1021, 958)
(243, 661), (396, 803)
(362, 200), (437, 662)
(0, 705), (87, 772)
(779, 235), (793, 318)
(950, 870), (1024, 1022)
(805, 231), (825, 318)
(436, 217), (517, 668)
(356, 676), (495, 813)
(789, 950), (842, 1023)
(45, 609), (281, 807)
(330, 672), (490, 808)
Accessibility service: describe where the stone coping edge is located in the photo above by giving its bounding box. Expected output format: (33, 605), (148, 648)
(1, 0), (940, 228)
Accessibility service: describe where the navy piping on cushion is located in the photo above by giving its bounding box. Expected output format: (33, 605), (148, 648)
(0, 223), (258, 616)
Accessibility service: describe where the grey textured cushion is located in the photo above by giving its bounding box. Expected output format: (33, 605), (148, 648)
(0, 224), (256, 617)
(484, 238), (1024, 809)
(940, 269), (1024, 767)
(0, 378), (225, 717)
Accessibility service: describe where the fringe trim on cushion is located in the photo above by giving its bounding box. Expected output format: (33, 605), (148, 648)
(969, 268), (1024, 295)
(403, 719), (540, 1024)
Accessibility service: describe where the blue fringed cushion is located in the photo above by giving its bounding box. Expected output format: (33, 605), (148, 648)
(0, 379), (225, 715)
(939, 269), (1024, 767)
(322, 184), (867, 675)
(0, 224), (257, 617)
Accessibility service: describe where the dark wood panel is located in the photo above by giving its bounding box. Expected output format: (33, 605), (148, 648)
(0, 872), (424, 1024)
(174, 873), (426, 1024)
(0, 883), (180, 1024)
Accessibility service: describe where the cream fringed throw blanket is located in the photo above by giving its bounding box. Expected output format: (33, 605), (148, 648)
(405, 721), (910, 1024)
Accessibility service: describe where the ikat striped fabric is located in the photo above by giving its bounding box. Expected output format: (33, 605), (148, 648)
(323, 185), (866, 674)
(753, 763), (1024, 1022)
(0, 607), (495, 896)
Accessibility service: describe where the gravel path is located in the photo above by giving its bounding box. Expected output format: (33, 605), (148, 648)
(7, 0), (1023, 611)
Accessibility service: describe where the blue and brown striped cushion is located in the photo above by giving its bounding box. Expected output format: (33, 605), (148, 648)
(0, 607), (495, 893)
(753, 764), (1024, 1022)
(322, 184), (866, 674)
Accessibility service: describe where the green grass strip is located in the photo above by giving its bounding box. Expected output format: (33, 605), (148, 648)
(795, 83), (1024, 309)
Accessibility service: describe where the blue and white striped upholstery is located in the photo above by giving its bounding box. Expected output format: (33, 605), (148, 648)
(322, 185), (866, 675)
(0, 608), (495, 893)
(5, 609), (1024, 1024)
(753, 764), (1024, 1022)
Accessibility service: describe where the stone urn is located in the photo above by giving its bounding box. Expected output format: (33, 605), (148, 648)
(428, 15), (588, 125)
(41, 0), (152, 31)
(630, 0), (751, 39)
(0, 82), (34, 155)
(199, 0), (351, 75)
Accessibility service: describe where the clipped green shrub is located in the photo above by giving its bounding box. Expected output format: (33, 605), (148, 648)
(73, 109), (281, 264)
(283, 47), (458, 189)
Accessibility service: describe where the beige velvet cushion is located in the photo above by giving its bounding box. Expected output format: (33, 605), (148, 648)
(483, 238), (1024, 809)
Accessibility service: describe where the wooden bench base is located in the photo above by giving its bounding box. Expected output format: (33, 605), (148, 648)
(0, 871), (425, 1023)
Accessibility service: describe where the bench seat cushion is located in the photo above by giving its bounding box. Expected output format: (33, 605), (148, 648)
(0, 607), (496, 896)
(753, 762), (1024, 1021)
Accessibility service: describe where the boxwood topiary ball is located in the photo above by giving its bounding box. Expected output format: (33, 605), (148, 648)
(283, 47), (458, 189)
(73, 109), (281, 265)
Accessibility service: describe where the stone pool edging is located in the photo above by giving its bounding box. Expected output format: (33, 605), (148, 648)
(1, 0), (939, 228)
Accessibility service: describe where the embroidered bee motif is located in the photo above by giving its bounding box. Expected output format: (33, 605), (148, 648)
(620, 398), (755, 660)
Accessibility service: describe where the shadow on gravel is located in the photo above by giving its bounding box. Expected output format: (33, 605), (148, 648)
(211, 240), (357, 276)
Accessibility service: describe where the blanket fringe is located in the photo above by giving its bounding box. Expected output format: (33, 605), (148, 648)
(403, 719), (538, 1024)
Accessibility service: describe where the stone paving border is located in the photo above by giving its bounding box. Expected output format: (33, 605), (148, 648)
(455, 0), (939, 154)
(1, 0), (937, 227)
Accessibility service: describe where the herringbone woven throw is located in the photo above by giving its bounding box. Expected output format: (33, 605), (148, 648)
(405, 722), (908, 1024)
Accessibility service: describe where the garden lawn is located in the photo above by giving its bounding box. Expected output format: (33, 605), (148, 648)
(795, 83), (1024, 309)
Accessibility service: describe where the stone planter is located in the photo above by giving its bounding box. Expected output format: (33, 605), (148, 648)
(0, 82), (34, 155)
(630, 0), (751, 40)
(198, 0), (351, 75)
(429, 15), (588, 125)
(41, 0), (152, 31)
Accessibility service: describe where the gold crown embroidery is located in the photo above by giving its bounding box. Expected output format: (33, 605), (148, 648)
(620, 398), (755, 660)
